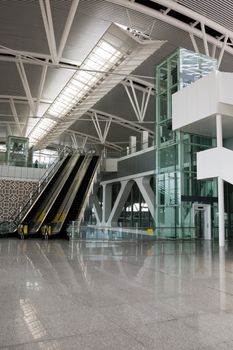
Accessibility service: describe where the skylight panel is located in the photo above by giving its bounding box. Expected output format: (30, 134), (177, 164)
(29, 23), (164, 148)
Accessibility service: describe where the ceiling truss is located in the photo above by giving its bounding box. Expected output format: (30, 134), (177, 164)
(2, 0), (233, 150)
(122, 77), (153, 123)
(65, 129), (122, 151)
(105, 0), (233, 67)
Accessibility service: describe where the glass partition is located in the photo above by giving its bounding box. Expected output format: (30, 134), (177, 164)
(6, 136), (29, 167)
(155, 48), (217, 239)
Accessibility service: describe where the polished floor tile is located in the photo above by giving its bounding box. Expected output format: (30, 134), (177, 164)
(1, 239), (233, 349)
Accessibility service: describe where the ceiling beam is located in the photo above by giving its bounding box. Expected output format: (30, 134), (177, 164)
(218, 35), (229, 68)
(0, 95), (52, 104)
(16, 59), (36, 116)
(9, 98), (23, 136)
(104, 0), (233, 65)
(66, 129), (122, 151)
(150, 0), (233, 40)
(57, 0), (80, 62)
(36, 61), (49, 115)
(88, 109), (154, 136)
(39, 0), (58, 64)
(0, 49), (81, 68)
(201, 23), (209, 56)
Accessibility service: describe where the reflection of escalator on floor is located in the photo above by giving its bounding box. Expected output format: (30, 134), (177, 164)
(47, 155), (99, 237)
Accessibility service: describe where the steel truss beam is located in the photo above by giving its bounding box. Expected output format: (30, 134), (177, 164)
(122, 77), (154, 95)
(91, 112), (112, 144)
(39, 0), (80, 64)
(49, 108), (153, 151)
(39, 0), (58, 64)
(58, 0), (80, 62)
(105, 0), (233, 67)
(70, 132), (79, 150)
(0, 95), (52, 105)
(0, 49), (81, 68)
(9, 98), (23, 136)
(123, 79), (152, 122)
(65, 129), (122, 151)
(16, 59), (36, 116)
(88, 109), (154, 137)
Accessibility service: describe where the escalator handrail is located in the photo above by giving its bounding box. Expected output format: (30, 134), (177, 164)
(29, 153), (82, 233)
(52, 155), (92, 226)
(75, 156), (100, 225)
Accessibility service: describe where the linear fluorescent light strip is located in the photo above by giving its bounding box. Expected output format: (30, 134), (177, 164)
(29, 38), (122, 144)
(30, 24), (165, 149)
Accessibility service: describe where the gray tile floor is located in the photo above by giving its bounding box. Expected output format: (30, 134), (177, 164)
(0, 239), (233, 349)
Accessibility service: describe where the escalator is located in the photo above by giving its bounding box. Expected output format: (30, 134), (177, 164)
(15, 150), (72, 232)
(46, 155), (99, 237)
(14, 152), (99, 238)
(28, 153), (85, 234)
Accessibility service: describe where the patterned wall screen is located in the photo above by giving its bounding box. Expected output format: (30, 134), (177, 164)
(0, 180), (38, 221)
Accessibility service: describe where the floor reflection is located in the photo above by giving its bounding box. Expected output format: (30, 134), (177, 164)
(0, 238), (232, 349)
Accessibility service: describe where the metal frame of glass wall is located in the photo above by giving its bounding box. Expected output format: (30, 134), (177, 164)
(155, 48), (218, 239)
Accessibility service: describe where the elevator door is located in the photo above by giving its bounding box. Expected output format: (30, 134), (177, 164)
(193, 204), (211, 240)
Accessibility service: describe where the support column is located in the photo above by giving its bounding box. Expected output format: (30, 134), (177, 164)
(102, 183), (112, 225)
(135, 176), (155, 220)
(91, 195), (102, 225)
(141, 131), (149, 150)
(216, 114), (225, 247)
(106, 180), (133, 226)
(129, 136), (137, 154)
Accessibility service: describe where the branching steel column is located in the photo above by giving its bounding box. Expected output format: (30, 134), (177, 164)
(39, 0), (58, 64)
(124, 80), (152, 122)
(218, 36), (229, 68)
(58, 0), (80, 62)
(92, 194), (102, 224)
(7, 124), (13, 136)
(91, 112), (112, 144)
(189, 33), (199, 53)
(201, 23), (210, 56)
(36, 61), (48, 115)
(102, 183), (112, 224)
(106, 180), (134, 226)
(9, 98), (23, 136)
(135, 176), (155, 220)
(16, 59), (36, 116)
(70, 132), (78, 149)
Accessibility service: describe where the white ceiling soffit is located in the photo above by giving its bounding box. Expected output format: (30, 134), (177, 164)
(176, 0), (233, 33)
(30, 23), (165, 150)
(104, 0), (233, 58)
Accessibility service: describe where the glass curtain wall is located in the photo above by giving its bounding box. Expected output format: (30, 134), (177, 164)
(155, 48), (217, 239)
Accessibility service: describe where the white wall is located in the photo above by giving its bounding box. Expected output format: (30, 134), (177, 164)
(172, 71), (218, 130)
(102, 159), (118, 172)
(172, 71), (233, 131)
(0, 165), (46, 181)
(197, 147), (233, 185)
